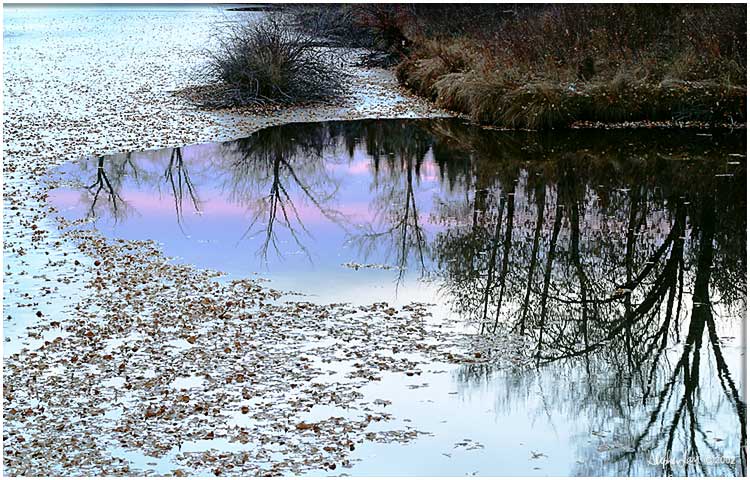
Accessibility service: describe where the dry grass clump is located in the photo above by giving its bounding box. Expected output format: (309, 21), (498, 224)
(431, 72), (477, 113)
(396, 57), (447, 99)
(396, 38), (477, 99)
(414, 68), (747, 129)
(499, 83), (570, 129)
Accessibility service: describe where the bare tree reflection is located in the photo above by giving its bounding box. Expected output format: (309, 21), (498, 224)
(345, 121), (438, 284)
(164, 147), (202, 232)
(222, 123), (349, 262)
(430, 124), (745, 476)
(518, 183), (545, 336)
(83, 155), (137, 223)
(87, 156), (122, 218)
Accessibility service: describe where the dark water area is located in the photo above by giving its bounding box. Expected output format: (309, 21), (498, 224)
(49, 119), (746, 476)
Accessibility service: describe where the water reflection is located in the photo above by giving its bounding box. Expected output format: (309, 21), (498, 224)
(222, 126), (348, 261)
(50, 119), (746, 476)
(164, 147), (201, 232)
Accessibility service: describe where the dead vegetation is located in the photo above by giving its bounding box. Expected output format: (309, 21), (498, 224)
(383, 4), (747, 128)
(198, 15), (345, 108)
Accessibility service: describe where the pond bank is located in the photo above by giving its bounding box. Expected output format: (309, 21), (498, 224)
(397, 61), (746, 130)
(383, 5), (747, 129)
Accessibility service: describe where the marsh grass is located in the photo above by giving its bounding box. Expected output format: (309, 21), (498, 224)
(391, 4), (746, 128)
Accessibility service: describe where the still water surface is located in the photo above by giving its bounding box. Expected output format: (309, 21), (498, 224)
(49, 119), (746, 476)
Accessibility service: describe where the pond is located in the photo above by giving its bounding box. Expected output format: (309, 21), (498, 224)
(48, 119), (746, 476)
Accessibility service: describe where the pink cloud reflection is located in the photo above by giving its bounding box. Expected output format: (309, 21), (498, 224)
(49, 188), (380, 225)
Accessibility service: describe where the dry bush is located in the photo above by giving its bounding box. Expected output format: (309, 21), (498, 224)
(200, 15), (344, 108)
(481, 4), (746, 83)
(352, 5), (413, 56)
(285, 4), (374, 48)
(286, 4), (414, 66)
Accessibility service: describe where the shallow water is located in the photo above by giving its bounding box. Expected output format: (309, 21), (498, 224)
(49, 118), (746, 476)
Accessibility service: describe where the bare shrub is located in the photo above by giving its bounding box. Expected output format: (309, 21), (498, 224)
(285, 4), (374, 48)
(287, 4), (413, 67)
(352, 5), (413, 56)
(200, 15), (344, 108)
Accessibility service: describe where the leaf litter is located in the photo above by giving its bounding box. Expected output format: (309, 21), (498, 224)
(4, 224), (509, 475)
